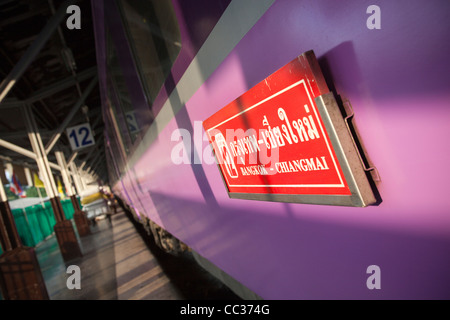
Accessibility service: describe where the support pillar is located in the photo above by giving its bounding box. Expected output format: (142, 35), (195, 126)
(0, 174), (49, 300)
(23, 105), (82, 262)
(71, 195), (90, 236)
(69, 161), (84, 194)
(24, 166), (33, 187)
(55, 151), (90, 237)
(0, 209), (12, 253)
(0, 180), (20, 250)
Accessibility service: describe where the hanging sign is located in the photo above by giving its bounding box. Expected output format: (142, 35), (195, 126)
(66, 123), (96, 151)
(203, 51), (376, 207)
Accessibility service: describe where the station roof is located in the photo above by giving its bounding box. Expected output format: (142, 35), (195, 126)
(0, 0), (106, 183)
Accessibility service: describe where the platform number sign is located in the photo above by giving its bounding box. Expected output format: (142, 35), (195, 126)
(66, 123), (96, 151)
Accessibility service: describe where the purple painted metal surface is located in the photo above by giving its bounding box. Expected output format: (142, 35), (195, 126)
(149, 0), (232, 119)
(107, 0), (450, 299)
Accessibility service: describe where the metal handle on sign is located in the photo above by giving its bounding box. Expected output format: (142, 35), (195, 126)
(342, 99), (381, 182)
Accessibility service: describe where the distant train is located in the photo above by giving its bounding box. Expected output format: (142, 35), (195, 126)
(92, 0), (450, 299)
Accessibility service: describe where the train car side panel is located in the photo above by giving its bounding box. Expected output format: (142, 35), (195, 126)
(99, 0), (450, 299)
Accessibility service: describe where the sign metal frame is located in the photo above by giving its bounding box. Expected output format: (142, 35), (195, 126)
(203, 51), (377, 207)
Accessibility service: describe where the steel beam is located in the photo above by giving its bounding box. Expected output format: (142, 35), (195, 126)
(49, 162), (61, 171)
(85, 152), (101, 172)
(26, 67), (97, 104)
(90, 112), (103, 130)
(91, 158), (105, 175)
(0, 98), (23, 109)
(0, 129), (53, 140)
(87, 154), (103, 175)
(0, 138), (61, 171)
(0, 0), (78, 104)
(90, 153), (104, 171)
(0, 138), (36, 160)
(44, 75), (98, 154)
(67, 152), (78, 166)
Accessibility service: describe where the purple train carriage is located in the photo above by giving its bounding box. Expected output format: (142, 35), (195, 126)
(92, 0), (450, 299)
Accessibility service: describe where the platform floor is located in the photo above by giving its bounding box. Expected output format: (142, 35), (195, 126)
(34, 208), (241, 300)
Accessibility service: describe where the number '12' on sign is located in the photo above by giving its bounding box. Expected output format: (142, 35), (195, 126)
(66, 123), (96, 151)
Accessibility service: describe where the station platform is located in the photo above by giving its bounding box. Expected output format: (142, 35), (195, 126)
(33, 208), (241, 300)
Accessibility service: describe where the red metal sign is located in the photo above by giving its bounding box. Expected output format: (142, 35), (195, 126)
(204, 51), (353, 198)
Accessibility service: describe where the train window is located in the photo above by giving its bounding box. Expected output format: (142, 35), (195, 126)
(116, 0), (182, 104)
(106, 29), (138, 151)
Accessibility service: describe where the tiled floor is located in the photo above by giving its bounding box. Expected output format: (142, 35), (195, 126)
(33, 208), (241, 300)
